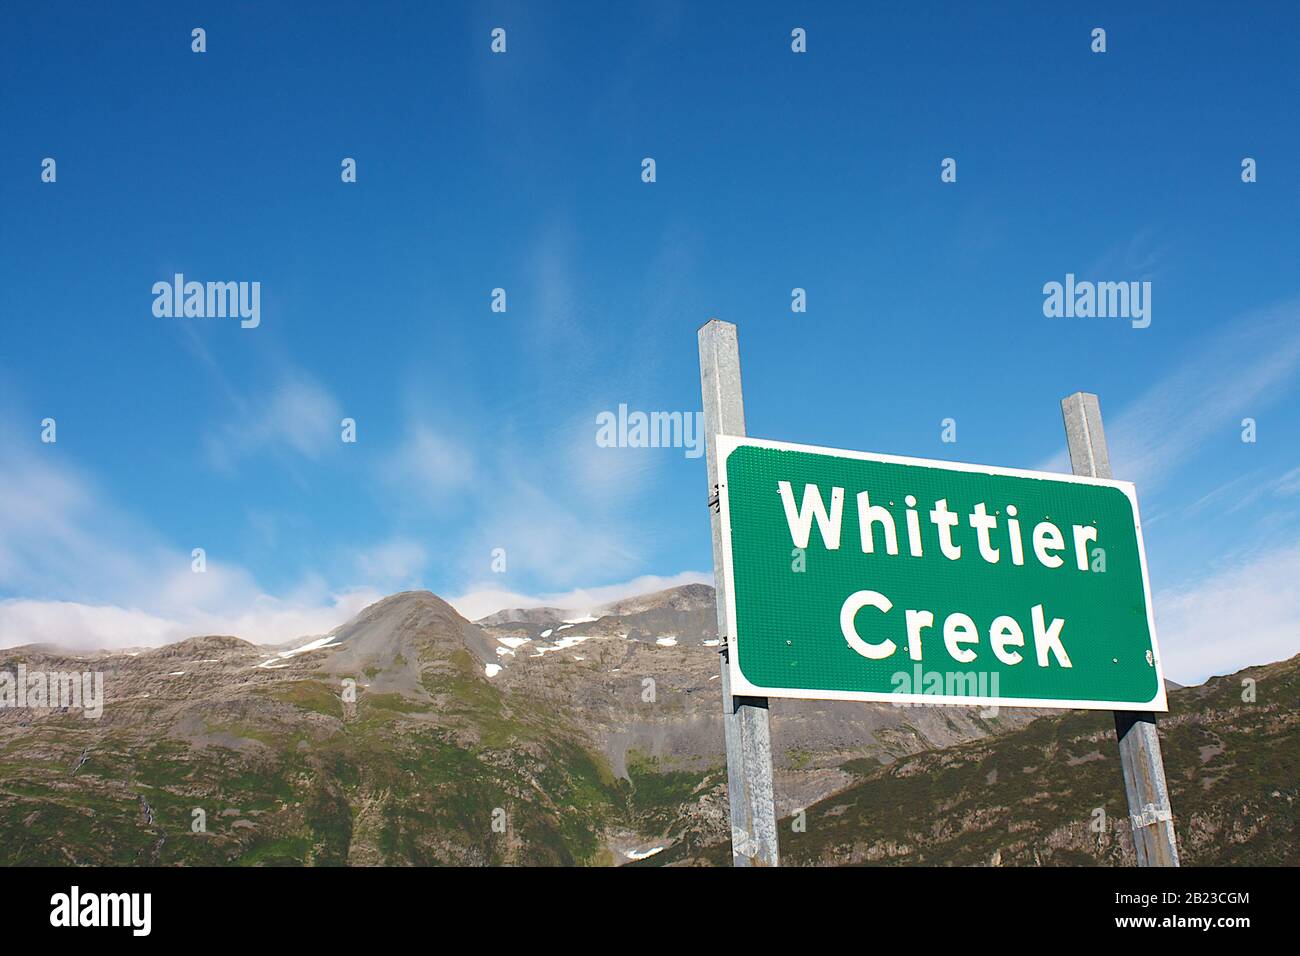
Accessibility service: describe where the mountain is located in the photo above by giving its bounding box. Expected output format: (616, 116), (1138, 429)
(318, 591), (498, 696)
(2, 583), (1285, 866)
(474, 606), (572, 629)
(475, 584), (1039, 813)
(733, 653), (1298, 867)
(0, 592), (637, 865)
(473, 582), (718, 647)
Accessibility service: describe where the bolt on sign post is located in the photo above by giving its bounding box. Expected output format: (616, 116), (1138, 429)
(697, 319), (1178, 867)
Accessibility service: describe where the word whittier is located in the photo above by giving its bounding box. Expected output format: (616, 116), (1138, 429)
(778, 481), (1105, 670)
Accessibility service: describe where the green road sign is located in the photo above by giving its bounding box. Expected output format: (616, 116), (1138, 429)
(716, 436), (1167, 711)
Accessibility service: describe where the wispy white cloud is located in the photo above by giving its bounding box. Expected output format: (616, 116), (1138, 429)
(470, 475), (643, 586)
(1082, 225), (1167, 279)
(378, 423), (475, 508)
(0, 443), (160, 601)
(1037, 300), (1300, 487)
(566, 415), (661, 504)
(0, 430), (380, 650)
(205, 374), (342, 472)
(354, 538), (428, 589)
(0, 589), (382, 651)
(0, 601), (182, 649)
(1156, 542), (1300, 684)
(375, 392), (671, 591)
(1186, 462), (1300, 519)
(1271, 464), (1300, 497)
(1181, 469), (1270, 517)
(446, 571), (712, 622)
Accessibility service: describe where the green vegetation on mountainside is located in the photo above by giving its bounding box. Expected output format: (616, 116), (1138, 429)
(0, 648), (720, 866)
(778, 656), (1299, 866)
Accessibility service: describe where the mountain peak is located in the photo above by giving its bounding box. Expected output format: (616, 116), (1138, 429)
(596, 583), (714, 617)
(147, 634), (257, 659)
(318, 587), (497, 694)
(474, 582), (717, 628)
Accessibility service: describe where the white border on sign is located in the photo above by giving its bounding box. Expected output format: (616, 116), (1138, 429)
(714, 434), (1168, 712)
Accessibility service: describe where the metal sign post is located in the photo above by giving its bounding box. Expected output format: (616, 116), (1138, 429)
(698, 318), (779, 867)
(693, 323), (1177, 868)
(1061, 391), (1180, 867)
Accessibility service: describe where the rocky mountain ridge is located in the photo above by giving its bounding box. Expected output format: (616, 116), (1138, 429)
(0, 583), (1287, 865)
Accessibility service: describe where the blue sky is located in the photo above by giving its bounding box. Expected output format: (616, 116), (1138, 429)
(2, 2), (1299, 682)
